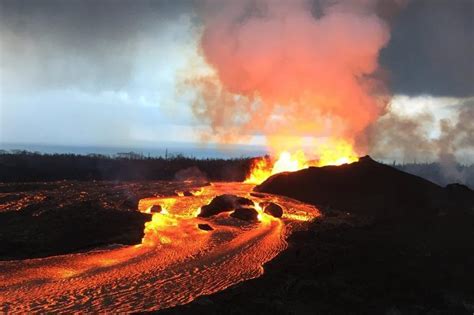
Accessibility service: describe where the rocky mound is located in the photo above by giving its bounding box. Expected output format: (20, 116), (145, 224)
(259, 202), (283, 218)
(255, 156), (474, 219)
(198, 194), (254, 217)
(230, 207), (259, 222)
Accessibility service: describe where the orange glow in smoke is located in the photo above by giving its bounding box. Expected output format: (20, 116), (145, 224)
(245, 139), (359, 184)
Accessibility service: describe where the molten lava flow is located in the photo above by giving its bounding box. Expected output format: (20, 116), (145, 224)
(245, 139), (359, 184)
(254, 202), (272, 224)
(141, 212), (178, 246)
(0, 182), (320, 313)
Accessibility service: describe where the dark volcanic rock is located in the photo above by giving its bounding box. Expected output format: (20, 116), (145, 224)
(230, 207), (259, 222)
(150, 205), (162, 213)
(236, 196), (254, 206)
(0, 180), (209, 260)
(250, 192), (266, 198)
(199, 194), (236, 217)
(198, 223), (214, 231)
(198, 194), (254, 218)
(162, 210), (474, 315)
(255, 156), (474, 219)
(260, 202), (283, 218)
(183, 191), (194, 196)
(122, 196), (140, 210)
(0, 206), (151, 260)
(445, 183), (474, 213)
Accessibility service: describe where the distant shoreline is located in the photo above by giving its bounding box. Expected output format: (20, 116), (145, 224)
(0, 142), (267, 159)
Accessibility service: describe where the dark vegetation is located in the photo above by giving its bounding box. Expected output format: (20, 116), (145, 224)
(163, 156), (474, 314)
(0, 151), (253, 182)
(1, 151), (473, 188)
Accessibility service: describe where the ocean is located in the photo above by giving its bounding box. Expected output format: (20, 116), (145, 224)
(0, 142), (267, 159)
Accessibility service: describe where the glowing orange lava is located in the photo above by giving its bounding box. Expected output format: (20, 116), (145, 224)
(0, 182), (320, 313)
(141, 212), (177, 246)
(254, 203), (273, 224)
(245, 139), (359, 184)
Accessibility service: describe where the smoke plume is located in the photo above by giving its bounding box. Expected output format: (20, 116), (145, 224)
(188, 0), (406, 154)
(369, 98), (474, 184)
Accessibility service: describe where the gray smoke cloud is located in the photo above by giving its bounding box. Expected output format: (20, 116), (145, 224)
(369, 97), (474, 183)
(436, 101), (474, 182)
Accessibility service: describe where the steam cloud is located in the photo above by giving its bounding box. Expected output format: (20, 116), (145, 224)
(369, 98), (474, 184)
(188, 0), (406, 154)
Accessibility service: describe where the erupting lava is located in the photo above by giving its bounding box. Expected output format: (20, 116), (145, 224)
(187, 0), (399, 183)
(245, 139), (359, 184)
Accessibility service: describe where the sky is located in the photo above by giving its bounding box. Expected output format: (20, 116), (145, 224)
(0, 0), (473, 162)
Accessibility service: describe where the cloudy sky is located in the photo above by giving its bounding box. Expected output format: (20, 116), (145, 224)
(0, 0), (472, 161)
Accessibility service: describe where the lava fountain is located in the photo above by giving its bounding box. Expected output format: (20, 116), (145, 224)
(187, 0), (401, 181)
(245, 138), (359, 184)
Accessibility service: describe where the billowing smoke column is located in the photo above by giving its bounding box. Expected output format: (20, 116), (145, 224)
(190, 0), (403, 156)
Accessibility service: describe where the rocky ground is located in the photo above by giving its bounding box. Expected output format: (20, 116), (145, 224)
(0, 180), (205, 260)
(161, 212), (474, 314)
(2, 158), (473, 313)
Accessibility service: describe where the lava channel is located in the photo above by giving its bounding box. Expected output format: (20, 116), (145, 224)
(0, 182), (319, 312)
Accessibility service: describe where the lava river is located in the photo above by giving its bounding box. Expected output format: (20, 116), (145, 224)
(0, 182), (319, 312)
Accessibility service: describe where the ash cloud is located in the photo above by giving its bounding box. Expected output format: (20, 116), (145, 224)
(369, 98), (474, 184)
(436, 101), (474, 183)
(188, 0), (407, 152)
